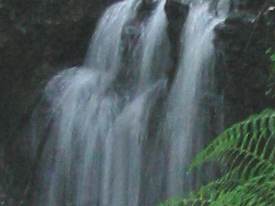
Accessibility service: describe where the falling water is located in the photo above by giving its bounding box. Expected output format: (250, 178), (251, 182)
(30, 0), (230, 205)
(32, 0), (170, 206)
(165, 0), (227, 197)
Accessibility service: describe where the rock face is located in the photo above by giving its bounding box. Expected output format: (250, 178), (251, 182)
(214, 0), (275, 125)
(165, 0), (189, 87)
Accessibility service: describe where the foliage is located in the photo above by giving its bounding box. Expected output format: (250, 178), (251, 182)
(160, 109), (275, 206)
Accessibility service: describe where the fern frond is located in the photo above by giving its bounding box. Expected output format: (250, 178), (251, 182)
(161, 170), (275, 206)
(161, 109), (275, 206)
(190, 109), (275, 175)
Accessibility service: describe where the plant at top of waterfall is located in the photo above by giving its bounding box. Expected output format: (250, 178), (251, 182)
(160, 109), (275, 206)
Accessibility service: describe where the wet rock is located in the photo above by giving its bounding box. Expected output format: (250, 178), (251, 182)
(138, 0), (158, 14)
(164, 0), (189, 86)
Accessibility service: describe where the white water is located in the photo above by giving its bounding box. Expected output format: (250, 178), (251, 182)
(31, 0), (228, 205)
(165, 1), (227, 196)
(33, 0), (170, 206)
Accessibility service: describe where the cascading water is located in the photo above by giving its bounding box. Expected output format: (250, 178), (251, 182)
(30, 0), (229, 205)
(32, 0), (170, 206)
(165, 0), (227, 196)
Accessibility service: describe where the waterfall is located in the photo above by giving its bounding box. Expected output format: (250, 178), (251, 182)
(30, 0), (228, 205)
(32, 0), (170, 206)
(165, 0), (227, 197)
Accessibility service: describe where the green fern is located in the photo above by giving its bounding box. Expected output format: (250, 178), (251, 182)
(161, 109), (275, 206)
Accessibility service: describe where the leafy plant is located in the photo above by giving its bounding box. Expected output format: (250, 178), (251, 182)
(161, 109), (275, 206)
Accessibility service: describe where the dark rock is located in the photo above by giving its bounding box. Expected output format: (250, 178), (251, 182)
(214, 2), (275, 125)
(164, 0), (189, 87)
(231, 0), (268, 12)
(138, 0), (158, 14)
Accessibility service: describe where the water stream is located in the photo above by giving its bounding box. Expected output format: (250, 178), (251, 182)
(31, 0), (228, 205)
(165, 0), (227, 196)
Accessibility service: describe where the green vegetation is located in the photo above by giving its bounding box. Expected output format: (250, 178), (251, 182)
(161, 109), (275, 206)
